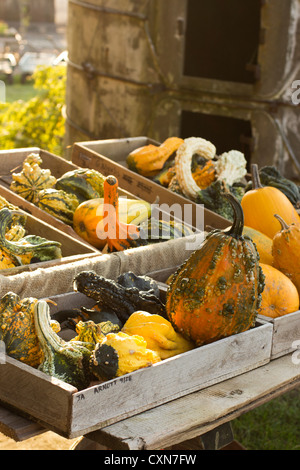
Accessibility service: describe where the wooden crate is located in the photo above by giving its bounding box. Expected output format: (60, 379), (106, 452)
(0, 147), (196, 250)
(71, 138), (229, 232)
(0, 209), (98, 276)
(0, 147), (96, 247)
(0, 289), (273, 438)
(258, 310), (300, 360)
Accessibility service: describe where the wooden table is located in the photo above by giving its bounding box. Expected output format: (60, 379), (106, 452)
(1, 353), (300, 450)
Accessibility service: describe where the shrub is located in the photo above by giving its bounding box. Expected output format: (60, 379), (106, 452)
(0, 64), (66, 156)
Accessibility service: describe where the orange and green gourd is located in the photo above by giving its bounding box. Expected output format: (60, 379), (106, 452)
(127, 137), (184, 178)
(10, 162), (56, 204)
(166, 194), (265, 346)
(0, 292), (60, 367)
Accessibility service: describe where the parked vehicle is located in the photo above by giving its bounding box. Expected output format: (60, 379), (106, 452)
(14, 51), (57, 83)
(0, 53), (17, 84)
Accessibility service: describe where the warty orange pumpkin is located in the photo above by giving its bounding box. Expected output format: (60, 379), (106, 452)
(165, 194), (265, 346)
(241, 164), (300, 238)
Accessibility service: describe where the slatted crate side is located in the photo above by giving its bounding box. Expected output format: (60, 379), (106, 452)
(0, 356), (76, 437)
(0, 203), (99, 276)
(258, 309), (300, 359)
(71, 140), (229, 231)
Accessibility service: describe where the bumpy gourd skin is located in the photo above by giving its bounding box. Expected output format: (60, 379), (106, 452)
(166, 195), (265, 346)
(73, 271), (165, 324)
(0, 293), (60, 367)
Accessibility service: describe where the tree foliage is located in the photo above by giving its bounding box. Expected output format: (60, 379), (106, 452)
(0, 65), (66, 156)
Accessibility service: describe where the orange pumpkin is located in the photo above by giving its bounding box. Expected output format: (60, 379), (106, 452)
(259, 263), (299, 318)
(272, 214), (300, 293)
(242, 226), (273, 265)
(241, 164), (300, 238)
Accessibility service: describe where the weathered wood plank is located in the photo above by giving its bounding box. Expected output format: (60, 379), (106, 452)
(0, 404), (45, 442)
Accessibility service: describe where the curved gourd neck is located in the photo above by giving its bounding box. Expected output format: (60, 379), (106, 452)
(251, 164), (263, 189)
(274, 213), (290, 230)
(224, 193), (244, 238)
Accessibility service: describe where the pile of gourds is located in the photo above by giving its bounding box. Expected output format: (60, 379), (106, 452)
(2, 176), (300, 389)
(240, 163), (300, 319)
(0, 195), (62, 271)
(126, 136), (249, 220)
(0, 272), (194, 390)
(126, 136), (300, 222)
(10, 153), (193, 251)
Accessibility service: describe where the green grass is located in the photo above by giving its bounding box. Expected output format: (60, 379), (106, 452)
(231, 387), (300, 450)
(4, 76), (38, 103)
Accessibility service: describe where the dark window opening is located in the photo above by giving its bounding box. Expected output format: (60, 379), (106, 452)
(180, 110), (253, 171)
(183, 0), (261, 84)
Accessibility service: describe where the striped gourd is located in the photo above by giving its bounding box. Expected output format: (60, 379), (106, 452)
(36, 188), (80, 225)
(56, 168), (105, 203)
(140, 218), (193, 243)
(10, 162), (56, 204)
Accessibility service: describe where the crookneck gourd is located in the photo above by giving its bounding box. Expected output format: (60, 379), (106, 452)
(72, 194), (151, 249)
(10, 162), (57, 204)
(36, 188), (80, 225)
(100, 175), (148, 252)
(34, 300), (93, 390)
(55, 168), (105, 203)
(0, 292), (60, 367)
(175, 137), (216, 201)
(73, 271), (165, 325)
(122, 311), (194, 360)
(241, 164), (300, 238)
(89, 331), (161, 381)
(165, 194), (265, 346)
(0, 208), (62, 267)
(127, 137), (184, 178)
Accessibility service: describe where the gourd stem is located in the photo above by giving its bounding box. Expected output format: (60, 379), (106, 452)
(225, 193), (244, 238)
(274, 213), (289, 230)
(251, 164), (263, 189)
